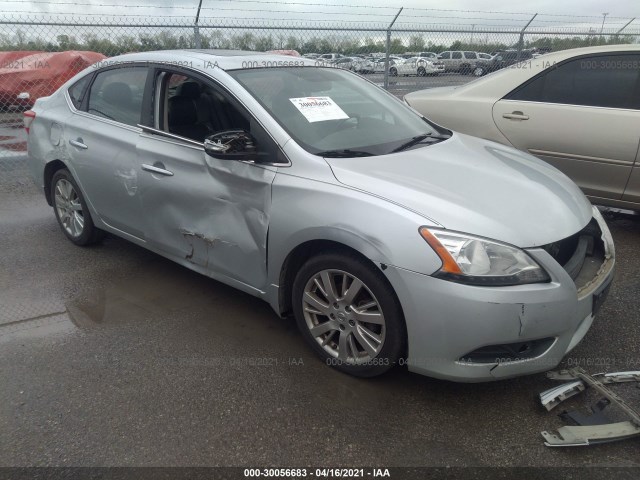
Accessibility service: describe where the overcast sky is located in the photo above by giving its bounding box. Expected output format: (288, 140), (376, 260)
(1, 0), (638, 31)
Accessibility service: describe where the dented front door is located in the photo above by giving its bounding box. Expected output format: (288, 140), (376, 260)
(136, 133), (276, 292)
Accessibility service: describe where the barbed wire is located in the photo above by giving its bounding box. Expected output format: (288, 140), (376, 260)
(1, 9), (612, 23)
(0, 0), (635, 20)
(0, 11), (631, 27)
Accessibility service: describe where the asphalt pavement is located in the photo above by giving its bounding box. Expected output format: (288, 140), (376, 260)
(2, 158), (640, 472)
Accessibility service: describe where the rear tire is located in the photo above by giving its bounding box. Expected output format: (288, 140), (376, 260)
(389, 67), (398, 76)
(292, 252), (406, 377)
(51, 168), (105, 246)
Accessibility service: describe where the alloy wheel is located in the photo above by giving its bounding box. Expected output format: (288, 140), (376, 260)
(302, 269), (386, 364)
(54, 178), (84, 238)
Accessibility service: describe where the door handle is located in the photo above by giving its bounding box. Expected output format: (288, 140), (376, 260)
(69, 138), (88, 149)
(502, 111), (529, 120)
(142, 163), (174, 177)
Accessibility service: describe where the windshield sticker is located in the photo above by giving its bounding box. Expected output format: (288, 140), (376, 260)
(289, 97), (349, 123)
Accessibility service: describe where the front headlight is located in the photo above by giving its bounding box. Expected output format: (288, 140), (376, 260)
(419, 227), (550, 286)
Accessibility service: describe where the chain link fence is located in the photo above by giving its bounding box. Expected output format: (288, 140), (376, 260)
(1, 6), (639, 182)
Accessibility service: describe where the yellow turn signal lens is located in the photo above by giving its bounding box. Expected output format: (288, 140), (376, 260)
(419, 227), (463, 275)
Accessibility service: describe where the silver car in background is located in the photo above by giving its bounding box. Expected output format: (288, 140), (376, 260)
(26, 50), (614, 382)
(389, 57), (445, 77)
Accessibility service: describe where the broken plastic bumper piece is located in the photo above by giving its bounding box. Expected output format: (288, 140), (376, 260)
(539, 367), (640, 447)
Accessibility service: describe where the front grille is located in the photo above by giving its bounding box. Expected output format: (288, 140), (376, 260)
(541, 218), (605, 290)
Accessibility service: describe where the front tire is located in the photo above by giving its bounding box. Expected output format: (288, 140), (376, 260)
(417, 67), (426, 77)
(51, 168), (104, 246)
(389, 67), (398, 76)
(292, 252), (406, 377)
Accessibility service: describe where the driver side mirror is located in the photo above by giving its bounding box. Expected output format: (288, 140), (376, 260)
(204, 130), (259, 161)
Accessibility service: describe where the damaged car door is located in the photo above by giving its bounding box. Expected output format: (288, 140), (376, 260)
(65, 65), (150, 239)
(136, 69), (279, 293)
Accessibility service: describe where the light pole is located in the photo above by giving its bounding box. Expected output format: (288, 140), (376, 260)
(600, 12), (609, 34)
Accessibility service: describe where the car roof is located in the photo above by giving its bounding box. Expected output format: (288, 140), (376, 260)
(99, 49), (319, 71)
(406, 43), (640, 103)
(455, 43), (640, 96)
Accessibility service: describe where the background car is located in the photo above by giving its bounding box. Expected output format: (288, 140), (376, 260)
(0, 50), (44, 66)
(471, 51), (544, 77)
(492, 50), (535, 69)
(266, 49), (301, 57)
(404, 44), (640, 210)
(318, 53), (343, 61)
(0, 50), (105, 110)
(371, 56), (402, 73)
(389, 57), (445, 76)
(353, 57), (376, 74)
(437, 51), (480, 73)
(330, 57), (356, 70)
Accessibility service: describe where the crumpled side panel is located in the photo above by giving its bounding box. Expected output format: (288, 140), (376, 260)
(137, 135), (275, 292)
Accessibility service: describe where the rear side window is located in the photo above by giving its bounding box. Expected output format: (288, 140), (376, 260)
(68, 74), (92, 109)
(506, 54), (640, 109)
(439, 52), (450, 59)
(452, 52), (463, 59)
(87, 67), (148, 126)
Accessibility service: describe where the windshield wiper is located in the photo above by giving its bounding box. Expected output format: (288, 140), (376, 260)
(317, 149), (374, 158)
(391, 132), (450, 153)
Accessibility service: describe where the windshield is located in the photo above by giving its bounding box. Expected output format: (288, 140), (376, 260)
(228, 67), (449, 156)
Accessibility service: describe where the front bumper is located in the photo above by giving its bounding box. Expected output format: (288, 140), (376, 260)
(385, 208), (615, 382)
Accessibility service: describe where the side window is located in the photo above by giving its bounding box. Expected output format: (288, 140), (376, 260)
(68, 74), (92, 109)
(159, 72), (281, 157)
(452, 52), (463, 59)
(464, 52), (476, 59)
(87, 67), (148, 126)
(507, 54), (640, 109)
(439, 52), (450, 59)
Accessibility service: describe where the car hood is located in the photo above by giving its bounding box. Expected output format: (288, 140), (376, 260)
(325, 133), (592, 248)
(404, 86), (459, 99)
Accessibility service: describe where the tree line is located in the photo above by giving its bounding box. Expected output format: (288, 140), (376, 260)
(0, 29), (633, 56)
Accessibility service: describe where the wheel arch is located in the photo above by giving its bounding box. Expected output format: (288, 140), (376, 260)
(43, 159), (69, 206)
(275, 236), (400, 319)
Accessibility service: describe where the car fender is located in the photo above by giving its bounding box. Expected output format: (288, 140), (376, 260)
(266, 170), (444, 314)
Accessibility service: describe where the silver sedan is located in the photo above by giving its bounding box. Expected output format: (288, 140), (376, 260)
(26, 50), (614, 381)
